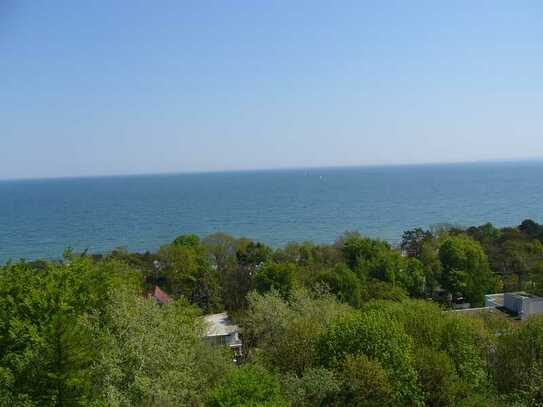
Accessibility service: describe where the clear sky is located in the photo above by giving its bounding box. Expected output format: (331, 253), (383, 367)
(2, 1), (542, 179)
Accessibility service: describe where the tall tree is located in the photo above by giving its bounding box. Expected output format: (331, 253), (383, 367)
(254, 262), (297, 299)
(91, 289), (231, 406)
(439, 235), (498, 306)
(158, 234), (222, 312)
(0, 256), (140, 406)
(314, 264), (363, 307)
(401, 228), (432, 258)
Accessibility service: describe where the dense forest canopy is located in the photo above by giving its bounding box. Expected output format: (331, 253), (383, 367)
(1, 219), (543, 406)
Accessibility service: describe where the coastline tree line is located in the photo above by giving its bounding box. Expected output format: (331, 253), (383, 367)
(1, 219), (543, 405)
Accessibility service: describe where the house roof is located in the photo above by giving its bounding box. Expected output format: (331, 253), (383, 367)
(146, 285), (172, 305)
(203, 312), (239, 337)
(506, 291), (543, 302)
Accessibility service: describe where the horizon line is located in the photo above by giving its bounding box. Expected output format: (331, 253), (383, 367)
(1, 156), (543, 183)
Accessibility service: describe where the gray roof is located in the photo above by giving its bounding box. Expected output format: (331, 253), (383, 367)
(507, 291), (543, 302)
(203, 312), (240, 337)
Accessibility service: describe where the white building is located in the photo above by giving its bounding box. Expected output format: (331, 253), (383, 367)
(485, 292), (543, 321)
(203, 312), (243, 356)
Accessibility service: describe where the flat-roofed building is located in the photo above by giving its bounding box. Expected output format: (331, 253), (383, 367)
(485, 291), (543, 320)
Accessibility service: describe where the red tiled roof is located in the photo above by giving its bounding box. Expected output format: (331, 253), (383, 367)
(146, 285), (172, 305)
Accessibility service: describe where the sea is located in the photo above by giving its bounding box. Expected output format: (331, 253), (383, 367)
(0, 161), (542, 263)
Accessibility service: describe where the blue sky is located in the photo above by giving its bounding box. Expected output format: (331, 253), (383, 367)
(2, 1), (542, 179)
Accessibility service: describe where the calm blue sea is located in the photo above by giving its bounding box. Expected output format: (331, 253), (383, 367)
(0, 161), (542, 263)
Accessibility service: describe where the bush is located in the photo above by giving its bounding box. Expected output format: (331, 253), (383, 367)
(316, 309), (423, 405)
(336, 354), (395, 407)
(281, 367), (340, 407)
(496, 316), (543, 403)
(242, 289), (351, 374)
(414, 347), (461, 406)
(207, 365), (287, 407)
